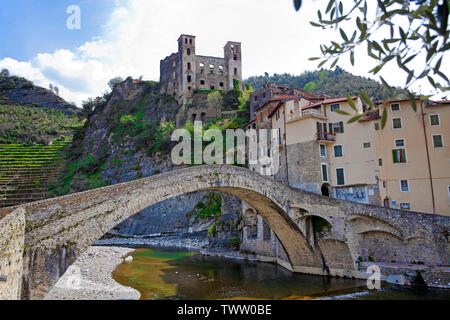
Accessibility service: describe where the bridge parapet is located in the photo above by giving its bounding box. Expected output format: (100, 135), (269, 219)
(0, 165), (448, 299)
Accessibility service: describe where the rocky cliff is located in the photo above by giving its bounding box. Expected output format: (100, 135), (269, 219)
(0, 74), (79, 115)
(52, 77), (242, 246)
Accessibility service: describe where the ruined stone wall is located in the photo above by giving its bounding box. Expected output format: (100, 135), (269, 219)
(0, 207), (25, 300)
(195, 56), (229, 91)
(159, 53), (181, 97)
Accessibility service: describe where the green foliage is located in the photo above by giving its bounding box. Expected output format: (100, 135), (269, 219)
(304, 0), (448, 94)
(207, 222), (218, 237)
(312, 216), (331, 233)
(229, 238), (241, 245)
(246, 67), (409, 100)
(196, 193), (222, 219)
(0, 104), (82, 145)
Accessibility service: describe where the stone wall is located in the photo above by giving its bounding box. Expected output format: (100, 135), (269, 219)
(286, 141), (325, 193)
(1, 165), (449, 299)
(0, 207), (25, 300)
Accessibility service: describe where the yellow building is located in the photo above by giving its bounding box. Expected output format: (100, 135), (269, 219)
(270, 96), (380, 205)
(373, 99), (450, 215)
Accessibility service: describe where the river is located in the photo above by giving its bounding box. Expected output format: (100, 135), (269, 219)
(112, 247), (450, 300)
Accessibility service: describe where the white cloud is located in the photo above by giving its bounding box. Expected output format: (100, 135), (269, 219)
(0, 0), (448, 106)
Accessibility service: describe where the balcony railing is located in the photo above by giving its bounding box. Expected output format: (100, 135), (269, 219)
(288, 108), (326, 122)
(316, 132), (336, 142)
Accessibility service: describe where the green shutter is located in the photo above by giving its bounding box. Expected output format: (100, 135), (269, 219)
(392, 149), (398, 163)
(339, 121), (344, 133)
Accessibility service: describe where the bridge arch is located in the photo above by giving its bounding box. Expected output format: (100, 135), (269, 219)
(1, 165), (448, 300)
(19, 165), (323, 300)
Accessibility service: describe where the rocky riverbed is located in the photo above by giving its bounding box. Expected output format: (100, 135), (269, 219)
(45, 246), (140, 300)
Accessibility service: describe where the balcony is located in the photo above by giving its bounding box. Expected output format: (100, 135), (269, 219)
(316, 132), (336, 143)
(287, 108), (326, 122)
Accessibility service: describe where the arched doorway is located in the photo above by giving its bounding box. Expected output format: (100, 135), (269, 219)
(321, 183), (330, 197)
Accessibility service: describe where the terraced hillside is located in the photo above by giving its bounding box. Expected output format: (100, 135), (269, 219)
(0, 138), (70, 208)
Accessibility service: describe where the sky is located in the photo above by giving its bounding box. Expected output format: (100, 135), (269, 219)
(0, 0), (448, 106)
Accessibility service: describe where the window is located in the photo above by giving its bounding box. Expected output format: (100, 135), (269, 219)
(333, 121), (344, 133)
(199, 62), (205, 71)
(330, 104), (340, 112)
(187, 62), (191, 70)
(334, 145), (343, 157)
(172, 71), (176, 80)
(321, 164), (328, 182)
(378, 158), (382, 166)
(430, 114), (440, 126)
(187, 48), (191, 55)
(210, 85), (215, 90)
(276, 111), (280, 120)
(254, 96), (258, 101)
(382, 181), (386, 188)
(189, 38), (192, 44)
(209, 64), (214, 73)
(336, 168), (345, 186)
(432, 134), (444, 148)
(219, 65), (224, 74)
(392, 117), (402, 129)
(392, 148), (407, 163)
(187, 75), (192, 83)
(185, 38), (188, 44)
(374, 123), (380, 130)
(391, 103), (400, 111)
(233, 54), (237, 61)
(400, 180), (409, 192)
(363, 142), (371, 148)
(188, 86), (191, 91)
(319, 144), (326, 157)
(219, 82), (224, 87)
(260, 112), (263, 123)
(234, 68), (238, 75)
(200, 79), (205, 85)
(172, 61), (176, 67)
(395, 139), (405, 147)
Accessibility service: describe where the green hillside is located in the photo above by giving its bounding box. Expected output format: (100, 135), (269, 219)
(0, 138), (70, 208)
(0, 104), (81, 145)
(245, 67), (410, 100)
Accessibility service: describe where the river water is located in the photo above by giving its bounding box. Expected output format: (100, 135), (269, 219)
(112, 248), (450, 300)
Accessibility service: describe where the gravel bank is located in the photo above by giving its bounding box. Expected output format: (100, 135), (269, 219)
(45, 246), (140, 300)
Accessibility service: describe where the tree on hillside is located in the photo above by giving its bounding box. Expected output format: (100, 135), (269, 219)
(0, 68), (9, 77)
(108, 77), (124, 91)
(294, 0), (449, 127)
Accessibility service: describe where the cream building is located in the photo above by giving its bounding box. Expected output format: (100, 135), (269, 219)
(373, 99), (450, 215)
(269, 96), (380, 205)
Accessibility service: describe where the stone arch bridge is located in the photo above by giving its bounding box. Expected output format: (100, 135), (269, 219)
(0, 165), (449, 300)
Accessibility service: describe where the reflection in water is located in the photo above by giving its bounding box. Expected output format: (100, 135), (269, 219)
(112, 248), (450, 300)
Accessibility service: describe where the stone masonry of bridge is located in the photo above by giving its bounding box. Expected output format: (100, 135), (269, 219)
(0, 165), (449, 300)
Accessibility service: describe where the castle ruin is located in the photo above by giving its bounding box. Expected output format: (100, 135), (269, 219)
(160, 34), (242, 106)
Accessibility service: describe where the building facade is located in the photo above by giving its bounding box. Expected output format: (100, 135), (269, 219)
(160, 34), (242, 105)
(373, 99), (450, 215)
(269, 96), (381, 205)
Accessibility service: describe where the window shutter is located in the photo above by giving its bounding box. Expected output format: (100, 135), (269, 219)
(392, 149), (398, 163)
(329, 123), (333, 133)
(339, 121), (344, 133)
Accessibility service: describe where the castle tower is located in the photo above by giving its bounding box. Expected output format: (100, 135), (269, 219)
(224, 41), (242, 89)
(178, 35), (196, 104)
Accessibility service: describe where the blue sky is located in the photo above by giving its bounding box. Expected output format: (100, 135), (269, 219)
(0, 0), (112, 60)
(0, 0), (446, 106)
